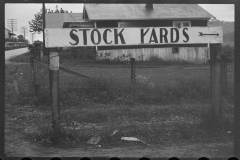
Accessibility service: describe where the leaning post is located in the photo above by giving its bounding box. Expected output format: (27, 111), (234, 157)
(49, 48), (60, 130)
(221, 55), (227, 90)
(210, 43), (222, 129)
(33, 43), (41, 100)
(30, 56), (35, 86)
(234, 1), (240, 157)
(130, 58), (136, 82)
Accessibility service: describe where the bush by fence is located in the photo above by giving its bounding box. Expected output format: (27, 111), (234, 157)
(61, 47), (96, 59)
(221, 45), (234, 62)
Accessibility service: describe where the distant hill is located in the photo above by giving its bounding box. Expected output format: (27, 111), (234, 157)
(208, 19), (234, 34)
(209, 19), (234, 46)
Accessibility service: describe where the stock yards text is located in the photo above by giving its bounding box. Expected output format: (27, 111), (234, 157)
(69, 27), (189, 46)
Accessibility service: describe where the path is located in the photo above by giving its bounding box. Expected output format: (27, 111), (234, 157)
(5, 47), (29, 61)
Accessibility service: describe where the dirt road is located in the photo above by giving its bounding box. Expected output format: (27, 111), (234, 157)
(5, 47), (29, 61)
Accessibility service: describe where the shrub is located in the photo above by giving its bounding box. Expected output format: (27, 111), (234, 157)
(148, 55), (164, 62)
(221, 45), (234, 62)
(61, 47), (96, 59)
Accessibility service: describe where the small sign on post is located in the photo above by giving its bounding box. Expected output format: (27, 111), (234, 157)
(44, 26), (224, 137)
(49, 52), (59, 70)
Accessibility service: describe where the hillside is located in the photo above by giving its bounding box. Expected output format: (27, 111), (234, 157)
(209, 19), (234, 46)
(209, 19), (234, 34)
(223, 31), (234, 46)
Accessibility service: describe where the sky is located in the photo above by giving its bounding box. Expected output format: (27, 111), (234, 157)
(5, 3), (234, 42)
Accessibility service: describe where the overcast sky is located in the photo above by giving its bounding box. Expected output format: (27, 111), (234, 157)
(5, 3), (234, 42)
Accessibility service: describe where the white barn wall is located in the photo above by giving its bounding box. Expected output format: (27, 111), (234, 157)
(96, 47), (209, 64)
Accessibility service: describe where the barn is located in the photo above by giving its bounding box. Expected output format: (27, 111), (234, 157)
(5, 28), (16, 39)
(82, 3), (215, 63)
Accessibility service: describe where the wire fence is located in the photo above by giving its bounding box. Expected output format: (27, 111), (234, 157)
(29, 46), (234, 108)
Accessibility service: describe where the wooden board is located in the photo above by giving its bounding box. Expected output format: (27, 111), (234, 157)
(45, 27), (222, 48)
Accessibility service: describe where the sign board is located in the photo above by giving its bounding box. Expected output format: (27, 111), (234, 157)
(45, 27), (222, 48)
(49, 52), (59, 70)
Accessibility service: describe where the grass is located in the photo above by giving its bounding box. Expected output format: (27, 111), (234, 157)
(8, 51), (32, 63)
(6, 53), (234, 148)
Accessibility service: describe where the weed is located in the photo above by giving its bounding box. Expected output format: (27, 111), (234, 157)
(6, 56), (234, 148)
(58, 74), (212, 107)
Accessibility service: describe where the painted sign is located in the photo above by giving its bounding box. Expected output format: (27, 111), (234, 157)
(49, 52), (59, 70)
(45, 27), (222, 48)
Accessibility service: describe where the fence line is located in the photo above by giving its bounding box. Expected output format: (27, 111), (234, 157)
(33, 58), (92, 79)
(31, 56), (234, 93)
(62, 64), (212, 69)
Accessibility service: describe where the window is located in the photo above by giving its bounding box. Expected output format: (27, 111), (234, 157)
(174, 22), (181, 28)
(172, 47), (179, 54)
(183, 22), (190, 27)
(173, 21), (191, 28)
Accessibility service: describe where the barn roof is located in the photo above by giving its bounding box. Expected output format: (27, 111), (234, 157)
(45, 13), (83, 28)
(84, 4), (215, 20)
(5, 28), (11, 32)
(5, 28), (16, 35)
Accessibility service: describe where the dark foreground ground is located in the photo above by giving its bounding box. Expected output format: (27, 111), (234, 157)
(4, 53), (234, 158)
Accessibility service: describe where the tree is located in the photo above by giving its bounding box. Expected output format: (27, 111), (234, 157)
(17, 35), (27, 42)
(221, 45), (234, 62)
(29, 6), (72, 34)
(17, 35), (25, 40)
(29, 11), (43, 34)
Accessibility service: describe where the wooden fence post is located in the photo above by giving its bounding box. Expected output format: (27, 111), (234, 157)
(131, 58), (136, 82)
(234, 53), (240, 157)
(49, 49), (60, 130)
(30, 57), (34, 84)
(235, 1), (240, 157)
(221, 55), (227, 90)
(210, 44), (222, 129)
(32, 47), (40, 100)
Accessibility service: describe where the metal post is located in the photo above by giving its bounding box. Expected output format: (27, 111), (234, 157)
(131, 58), (136, 82)
(210, 44), (222, 129)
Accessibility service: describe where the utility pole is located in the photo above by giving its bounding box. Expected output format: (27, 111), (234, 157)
(7, 19), (17, 34)
(32, 32), (35, 44)
(21, 26), (28, 39)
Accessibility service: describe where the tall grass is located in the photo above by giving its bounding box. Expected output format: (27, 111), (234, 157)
(59, 74), (212, 107)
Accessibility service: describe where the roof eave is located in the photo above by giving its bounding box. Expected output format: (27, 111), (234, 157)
(88, 17), (212, 21)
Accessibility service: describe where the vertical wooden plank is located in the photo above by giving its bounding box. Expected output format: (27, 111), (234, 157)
(34, 45), (42, 100)
(235, 54), (240, 157)
(234, 1), (240, 157)
(221, 57), (227, 90)
(0, 0), (4, 155)
(210, 44), (222, 129)
(49, 50), (60, 129)
(42, 3), (46, 56)
(30, 57), (34, 85)
(131, 58), (136, 82)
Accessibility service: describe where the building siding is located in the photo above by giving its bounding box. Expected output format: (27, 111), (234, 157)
(191, 20), (208, 26)
(97, 20), (208, 28)
(96, 47), (209, 64)
(5, 29), (10, 38)
(95, 20), (209, 64)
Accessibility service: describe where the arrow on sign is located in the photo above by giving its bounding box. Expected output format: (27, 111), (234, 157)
(199, 32), (219, 36)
